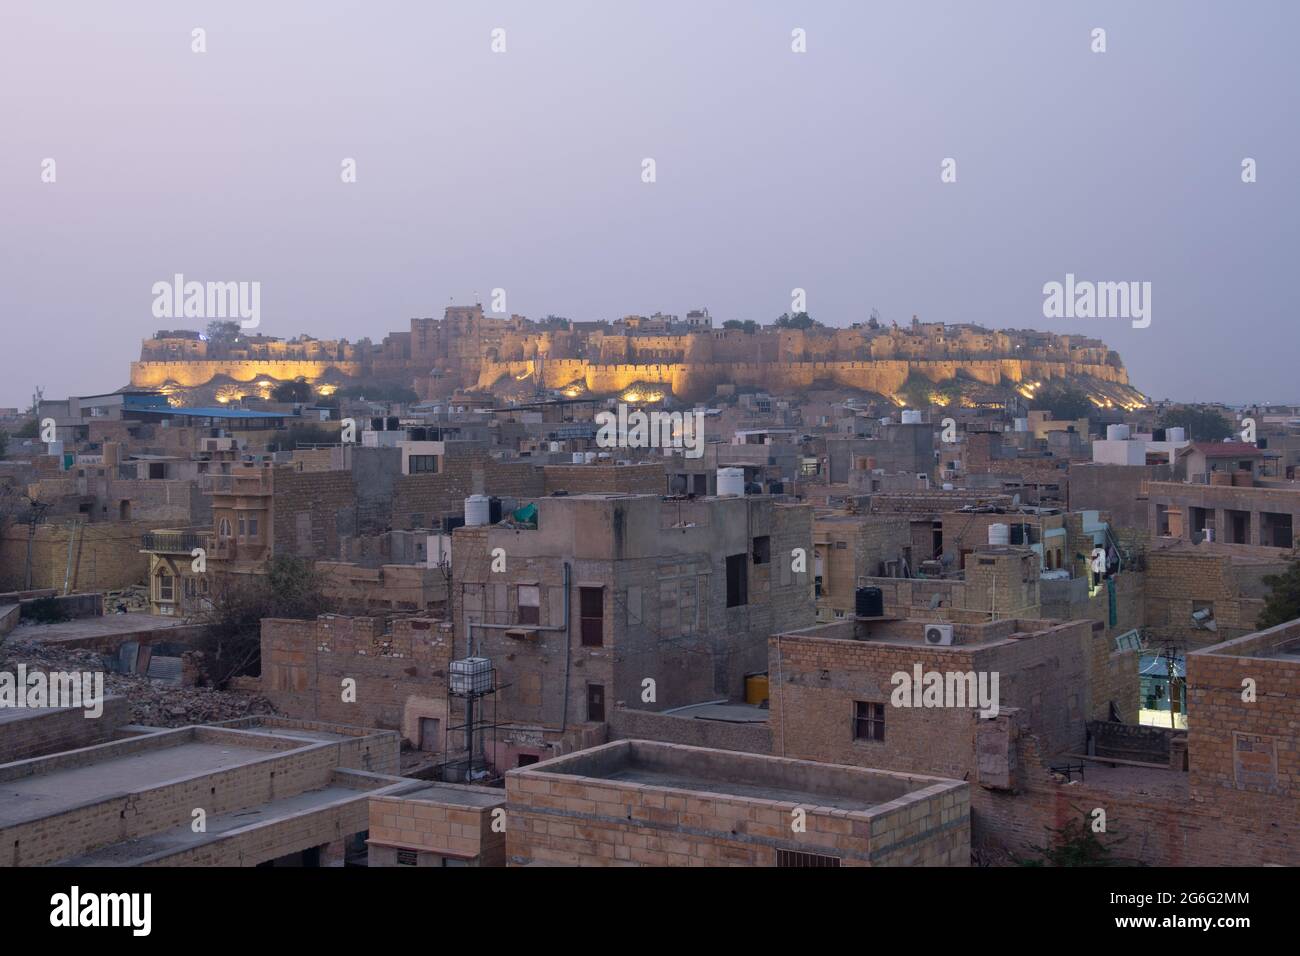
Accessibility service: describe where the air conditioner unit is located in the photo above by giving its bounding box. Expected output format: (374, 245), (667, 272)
(924, 623), (954, 646)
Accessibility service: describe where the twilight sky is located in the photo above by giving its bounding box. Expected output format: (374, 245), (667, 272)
(2, 0), (1297, 409)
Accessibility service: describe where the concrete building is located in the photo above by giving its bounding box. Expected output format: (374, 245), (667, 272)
(448, 492), (815, 766)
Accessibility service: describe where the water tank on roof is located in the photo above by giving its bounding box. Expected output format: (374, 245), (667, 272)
(901, 409), (923, 425)
(1166, 427), (1186, 443)
(1106, 424), (1131, 441)
(572, 452), (585, 464)
(584, 451), (597, 464)
(855, 587), (884, 618)
(717, 467), (745, 497)
(464, 495), (491, 527)
(1014, 417), (1029, 433)
(988, 523), (1011, 546)
(942, 482), (954, 491)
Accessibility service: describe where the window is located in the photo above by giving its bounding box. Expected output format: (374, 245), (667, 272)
(752, 536), (771, 565)
(853, 701), (885, 742)
(835, 540), (848, 550)
(517, 585), (540, 625)
(219, 518), (231, 539)
(409, 455), (439, 474)
(396, 850), (418, 866)
(726, 553), (748, 607)
(248, 517), (258, 538)
(587, 683), (606, 722)
(579, 587), (604, 646)
(156, 569), (174, 603)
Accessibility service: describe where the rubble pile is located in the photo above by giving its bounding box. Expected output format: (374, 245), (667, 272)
(0, 634), (277, 728)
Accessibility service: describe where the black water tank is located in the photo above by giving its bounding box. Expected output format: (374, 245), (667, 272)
(488, 497), (503, 524)
(1152, 427), (1166, 442)
(855, 586), (884, 618)
(1258, 437), (1268, 450)
(769, 481), (784, 495)
(444, 516), (465, 532)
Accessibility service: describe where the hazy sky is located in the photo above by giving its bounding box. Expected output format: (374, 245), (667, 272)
(3, 0), (1297, 409)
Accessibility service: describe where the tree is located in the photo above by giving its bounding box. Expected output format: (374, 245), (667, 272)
(1157, 405), (1233, 442)
(722, 319), (758, 333)
(14, 418), (39, 439)
(1018, 810), (1131, 867)
(194, 556), (329, 687)
(337, 383), (419, 403)
(774, 312), (816, 330)
(205, 320), (241, 344)
(271, 380), (313, 403)
(1030, 385), (1093, 422)
(1258, 561), (1300, 629)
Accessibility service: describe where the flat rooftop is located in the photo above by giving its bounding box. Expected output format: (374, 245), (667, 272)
(777, 616), (1069, 650)
(660, 702), (768, 724)
(58, 783), (370, 865)
(521, 739), (962, 813)
(392, 783), (505, 808)
(0, 737), (272, 828)
(10, 612), (194, 645)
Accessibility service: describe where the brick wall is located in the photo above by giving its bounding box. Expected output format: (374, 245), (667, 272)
(505, 740), (969, 867)
(260, 616), (452, 741)
(0, 696), (130, 764)
(542, 463), (665, 495)
(607, 705), (772, 754)
(368, 785), (507, 866)
(391, 451), (543, 531)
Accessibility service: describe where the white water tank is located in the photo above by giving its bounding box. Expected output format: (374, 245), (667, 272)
(717, 467), (745, 497)
(584, 451), (597, 464)
(901, 409), (923, 425)
(988, 523), (1011, 546)
(942, 482), (955, 491)
(1166, 427), (1186, 443)
(1014, 417), (1029, 433)
(464, 495), (491, 527)
(572, 452), (585, 464)
(550, 441), (561, 453)
(1106, 424), (1131, 441)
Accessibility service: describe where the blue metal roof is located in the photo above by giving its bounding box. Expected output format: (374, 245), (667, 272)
(134, 406), (288, 420)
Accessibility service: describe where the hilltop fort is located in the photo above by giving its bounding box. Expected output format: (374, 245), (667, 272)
(130, 305), (1145, 408)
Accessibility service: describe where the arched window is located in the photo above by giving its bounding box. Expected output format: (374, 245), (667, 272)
(219, 517), (231, 539)
(156, 568), (174, 602)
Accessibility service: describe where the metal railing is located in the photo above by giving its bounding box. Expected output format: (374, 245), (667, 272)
(141, 530), (208, 553)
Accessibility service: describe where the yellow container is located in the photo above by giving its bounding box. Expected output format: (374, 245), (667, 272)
(744, 674), (769, 706)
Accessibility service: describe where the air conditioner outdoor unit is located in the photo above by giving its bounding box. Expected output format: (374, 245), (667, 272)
(924, 623), (955, 646)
